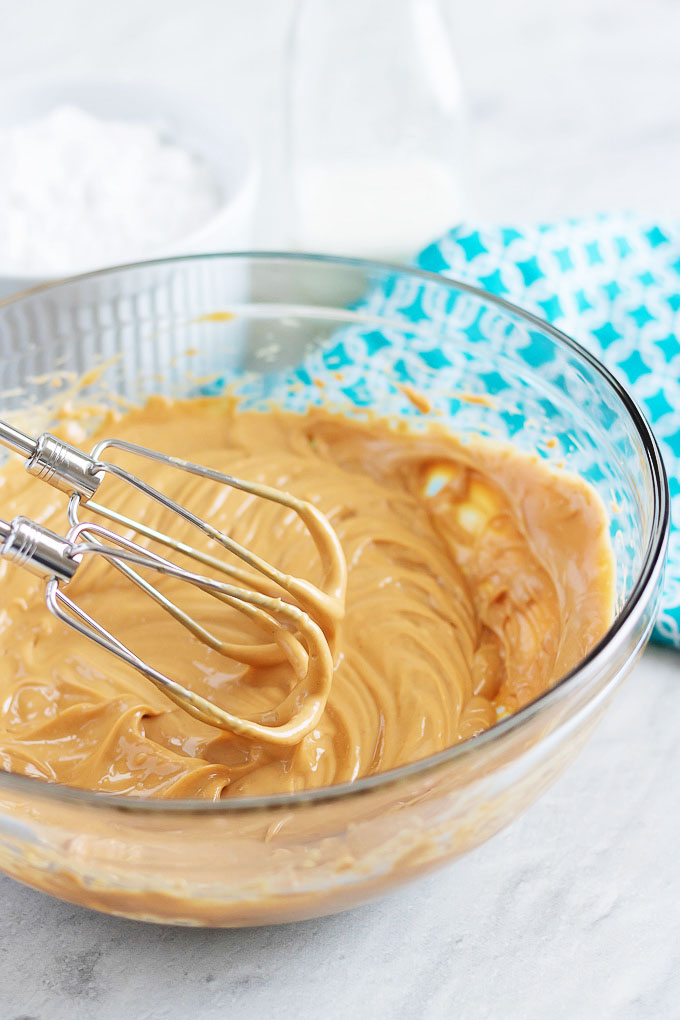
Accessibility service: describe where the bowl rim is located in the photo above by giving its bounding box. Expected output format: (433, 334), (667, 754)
(0, 250), (670, 814)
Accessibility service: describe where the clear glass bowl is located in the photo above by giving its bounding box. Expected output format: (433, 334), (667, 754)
(0, 254), (669, 927)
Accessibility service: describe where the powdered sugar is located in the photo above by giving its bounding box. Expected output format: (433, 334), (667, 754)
(0, 105), (223, 275)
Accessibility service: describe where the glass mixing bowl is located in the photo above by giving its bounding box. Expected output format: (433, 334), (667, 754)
(0, 254), (669, 926)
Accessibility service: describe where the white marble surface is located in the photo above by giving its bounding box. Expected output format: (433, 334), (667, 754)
(1, 1), (679, 1017)
(2, 646), (678, 1020)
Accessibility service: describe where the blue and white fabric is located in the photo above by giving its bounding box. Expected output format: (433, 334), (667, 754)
(416, 214), (679, 649)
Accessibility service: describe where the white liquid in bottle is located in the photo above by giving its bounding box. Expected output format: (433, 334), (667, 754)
(286, 0), (467, 262)
(297, 158), (464, 262)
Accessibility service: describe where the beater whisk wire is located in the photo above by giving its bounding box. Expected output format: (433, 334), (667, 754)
(0, 421), (347, 744)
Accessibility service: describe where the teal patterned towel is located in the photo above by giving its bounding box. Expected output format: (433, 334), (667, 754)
(416, 214), (679, 650)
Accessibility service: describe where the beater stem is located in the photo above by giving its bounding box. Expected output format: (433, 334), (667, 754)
(0, 422), (37, 458)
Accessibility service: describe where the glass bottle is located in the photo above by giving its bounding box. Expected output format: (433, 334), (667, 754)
(284, 0), (467, 262)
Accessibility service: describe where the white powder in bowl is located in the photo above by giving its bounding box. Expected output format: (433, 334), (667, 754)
(0, 105), (223, 276)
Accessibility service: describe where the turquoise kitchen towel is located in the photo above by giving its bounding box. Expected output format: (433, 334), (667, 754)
(416, 214), (679, 649)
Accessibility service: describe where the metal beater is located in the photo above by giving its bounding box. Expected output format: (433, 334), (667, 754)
(0, 420), (347, 745)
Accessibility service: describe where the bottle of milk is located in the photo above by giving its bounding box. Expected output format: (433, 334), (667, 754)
(285, 0), (466, 262)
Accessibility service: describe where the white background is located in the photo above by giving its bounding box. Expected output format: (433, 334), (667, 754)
(4, 0), (680, 239)
(1, 1), (679, 1017)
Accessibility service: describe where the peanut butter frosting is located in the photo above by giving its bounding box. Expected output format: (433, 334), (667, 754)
(0, 397), (615, 800)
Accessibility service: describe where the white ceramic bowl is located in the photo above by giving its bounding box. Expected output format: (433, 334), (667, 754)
(0, 78), (259, 297)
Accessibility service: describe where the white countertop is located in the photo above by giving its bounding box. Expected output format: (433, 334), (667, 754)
(1, 1), (679, 1017)
(3, 645), (678, 1020)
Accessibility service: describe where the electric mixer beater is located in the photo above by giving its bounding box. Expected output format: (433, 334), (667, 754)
(0, 420), (347, 744)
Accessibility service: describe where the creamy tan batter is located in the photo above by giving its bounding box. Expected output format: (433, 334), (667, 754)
(0, 397), (615, 800)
